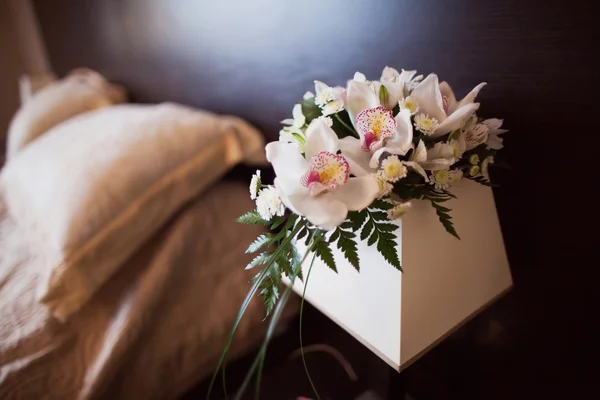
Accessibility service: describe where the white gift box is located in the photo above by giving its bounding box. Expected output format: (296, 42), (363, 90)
(286, 179), (512, 370)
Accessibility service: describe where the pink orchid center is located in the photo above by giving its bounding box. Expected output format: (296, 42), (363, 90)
(442, 95), (450, 115)
(301, 151), (350, 196)
(356, 106), (396, 152)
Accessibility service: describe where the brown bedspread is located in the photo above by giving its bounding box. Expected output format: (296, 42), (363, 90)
(0, 181), (295, 399)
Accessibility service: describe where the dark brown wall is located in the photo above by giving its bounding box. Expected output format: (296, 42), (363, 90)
(0, 0), (24, 151)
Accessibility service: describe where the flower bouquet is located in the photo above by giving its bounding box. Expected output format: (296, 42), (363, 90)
(207, 67), (507, 399)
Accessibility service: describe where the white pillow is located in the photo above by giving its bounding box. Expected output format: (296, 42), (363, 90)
(0, 103), (265, 320)
(6, 68), (126, 158)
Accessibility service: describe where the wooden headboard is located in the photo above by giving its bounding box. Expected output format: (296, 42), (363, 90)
(33, 0), (595, 285)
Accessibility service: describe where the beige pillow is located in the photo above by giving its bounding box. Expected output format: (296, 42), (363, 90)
(0, 103), (264, 320)
(6, 68), (127, 158)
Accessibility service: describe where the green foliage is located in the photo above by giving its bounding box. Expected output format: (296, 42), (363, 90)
(237, 210), (270, 225)
(430, 200), (460, 240)
(469, 175), (500, 187)
(329, 227), (360, 271)
(314, 238), (337, 272)
(361, 202), (402, 271)
(300, 96), (322, 124)
(245, 234), (274, 254)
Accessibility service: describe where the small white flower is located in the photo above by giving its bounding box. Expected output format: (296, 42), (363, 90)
(281, 104), (306, 129)
(379, 155), (407, 183)
(469, 154), (480, 165)
(430, 169), (462, 190)
(303, 91), (315, 99)
(317, 116), (333, 127)
(322, 99), (344, 116)
(387, 201), (412, 220)
(255, 186), (285, 221)
(450, 169), (463, 185)
(414, 113), (439, 136)
(249, 170), (261, 200)
(481, 156), (494, 180)
(398, 96), (419, 115)
(314, 81), (335, 107)
(374, 175), (394, 198)
(469, 165), (480, 177)
(464, 123), (490, 151)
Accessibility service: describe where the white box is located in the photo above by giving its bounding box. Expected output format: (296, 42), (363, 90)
(286, 179), (512, 370)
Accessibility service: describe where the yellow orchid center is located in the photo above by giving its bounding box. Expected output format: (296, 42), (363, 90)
(356, 106), (397, 152)
(301, 151), (350, 196)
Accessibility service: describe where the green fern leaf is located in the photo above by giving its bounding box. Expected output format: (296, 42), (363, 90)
(377, 237), (402, 271)
(245, 234), (274, 254)
(360, 219), (374, 241)
(370, 198), (393, 210)
(315, 240), (337, 273)
(337, 231), (360, 271)
(245, 252), (270, 270)
(237, 210), (270, 225)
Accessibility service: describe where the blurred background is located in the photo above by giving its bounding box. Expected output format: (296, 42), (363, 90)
(0, 0), (598, 399)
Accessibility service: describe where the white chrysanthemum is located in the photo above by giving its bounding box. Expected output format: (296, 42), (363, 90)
(303, 91), (315, 99)
(398, 96), (419, 115)
(469, 165), (480, 177)
(387, 201), (412, 220)
(469, 154), (480, 165)
(249, 170), (261, 200)
(314, 85), (335, 107)
(450, 169), (463, 185)
(374, 175), (394, 198)
(414, 113), (439, 136)
(255, 186), (285, 221)
(322, 99), (344, 116)
(379, 155), (407, 183)
(317, 116), (333, 127)
(430, 168), (463, 190)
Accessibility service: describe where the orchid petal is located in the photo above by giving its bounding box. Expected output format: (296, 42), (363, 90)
(370, 145), (406, 168)
(330, 176), (379, 211)
(266, 141), (308, 179)
(411, 140), (427, 163)
(439, 81), (458, 113)
(486, 132), (504, 150)
(353, 71), (367, 83)
(292, 104), (304, 121)
(314, 80), (329, 94)
(339, 136), (373, 176)
(274, 177), (303, 215)
(409, 74), (446, 122)
(346, 80), (379, 128)
(304, 119), (338, 159)
(427, 142), (455, 161)
(404, 161), (429, 181)
(291, 191), (348, 230)
(420, 159), (453, 171)
(381, 66), (400, 81)
(382, 82), (404, 108)
(387, 108), (413, 151)
(432, 103), (480, 137)
(398, 69), (417, 85)
(456, 82), (486, 110)
(482, 118), (503, 131)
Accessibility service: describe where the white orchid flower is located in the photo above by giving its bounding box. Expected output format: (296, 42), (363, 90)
(266, 119), (379, 230)
(410, 74), (486, 137)
(280, 104), (308, 150)
(482, 118), (507, 150)
(380, 66), (423, 108)
(314, 80), (345, 116)
(338, 80), (414, 175)
(281, 104), (306, 129)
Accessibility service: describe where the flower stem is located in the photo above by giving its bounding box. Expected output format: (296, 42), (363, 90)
(207, 221), (304, 400)
(300, 251), (322, 400)
(334, 114), (358, 138)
